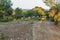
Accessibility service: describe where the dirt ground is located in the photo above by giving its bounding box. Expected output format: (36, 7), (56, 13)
(0, 21), (60, 40)
(0, 21), (37, 40)
(33, 21), (60, 40)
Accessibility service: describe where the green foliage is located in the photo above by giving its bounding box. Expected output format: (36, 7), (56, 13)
(0, 16), (13, 22)
(54, 21), (58, 25)
(23, 9), (40, 18)
(25, 10), (33, 17)
(43, 0), (60, 7)
(14, 8), (22, 18)
(0, 18), (12, 22)
(45, 11), (49, 20)
(0, 0), (59, 25)
(0, 33), (5, 40)
(0, 0), (13, 19)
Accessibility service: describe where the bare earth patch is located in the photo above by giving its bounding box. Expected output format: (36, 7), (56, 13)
(33, 21), (60, 40)
(0, 21), (60, 40)
(0, 21), (36, 40)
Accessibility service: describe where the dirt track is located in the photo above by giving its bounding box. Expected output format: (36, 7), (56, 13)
(0, 21), (60, 40)
(33, 21), (60, 40)
(0, 21), (34, 40)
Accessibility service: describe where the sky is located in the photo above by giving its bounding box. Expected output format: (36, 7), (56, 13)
(11, 0), (50, 10)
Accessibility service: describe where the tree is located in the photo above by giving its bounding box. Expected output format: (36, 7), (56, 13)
(45, 10), (49, 20)
(15, 8), (22, 18)
(32, 6), (47, 20)
(43, 0), (60, 24)
(0, 0), (12, 19)
(43, 0), (60, 7)
(33, 6), (45, 16)
(25, 10), (33, 17)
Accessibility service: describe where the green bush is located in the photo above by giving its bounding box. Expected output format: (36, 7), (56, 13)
(54, 21), (58, 25)
(0, 33), (5, 40)
(0, 18), (12, 22)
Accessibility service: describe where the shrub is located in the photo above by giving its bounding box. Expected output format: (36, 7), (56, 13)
(0, 33), (5, 40)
